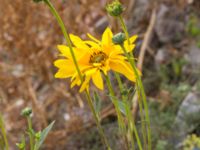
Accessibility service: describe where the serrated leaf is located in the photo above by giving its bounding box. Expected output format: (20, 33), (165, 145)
(34, 121), (55, 150)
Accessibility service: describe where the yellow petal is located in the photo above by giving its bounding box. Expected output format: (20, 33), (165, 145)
(57, 45), (72, 58)
(87, 33), (101, 44)
(54, 69), (73, 78)
(54, 59), (75, 78)
(125, 35), (138, 44)
(84, 40), (101, 49)
(69, 34), (89, 50)
(92, 70), (104, 90)
(71, 76), (81, 88)
(124, 44), (136, 52)
(79, 75), (91, 92)
(102, 27), (113, 45)
(124, 35), (138, 52)
(110, 60), (137, 82)
(85, 68), (97, 76)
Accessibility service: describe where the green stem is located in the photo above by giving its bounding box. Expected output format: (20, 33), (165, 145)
(27, 117), (34, 150)
(126, 104), (143, 150)
(85, 91), (111, 150)
(105, 75), (125, 131)
(119, 15), (130, 45)
(137, 82), (147, 150)
(114, 73), (126, 101)
(43, 1), (111, 149)
(114, 73), (130, 150)
(118, 14), (151, 149)
(120, 44), (151, 150)
(44, 0), (83, 82)
(105, 75), (129, 147)
(0, 114), (9, 150)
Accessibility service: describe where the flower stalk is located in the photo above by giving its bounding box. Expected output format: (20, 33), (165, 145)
(107, 1), (151, 146)
(120, 43), (151, 150)
(41, 0), (111, 149)
(104, 75), (128, 149)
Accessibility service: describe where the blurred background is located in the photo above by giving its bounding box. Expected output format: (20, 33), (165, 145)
(0, 0), (200, 149)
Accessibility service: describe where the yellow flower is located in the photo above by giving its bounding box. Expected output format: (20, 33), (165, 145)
(54, 27), (139, 92)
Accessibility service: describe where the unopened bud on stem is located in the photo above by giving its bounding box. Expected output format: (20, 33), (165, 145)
(21, 107), (32, 117)
(112, 32), (126, 45)
(106, 0), (123, 17)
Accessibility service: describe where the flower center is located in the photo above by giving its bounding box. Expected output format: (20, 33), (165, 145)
(89, 51), (108, 64)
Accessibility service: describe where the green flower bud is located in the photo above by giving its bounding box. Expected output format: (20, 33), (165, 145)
(16, 143), (25, 150)
(21, 107), (32, 117)
(35, 131), (41, 140)
(112, 32), (126, 45)
(106, 0), (123, 17)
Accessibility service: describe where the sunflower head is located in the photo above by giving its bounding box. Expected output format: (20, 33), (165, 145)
(89, 51), (108, 65)
(106, 0), (123, 17)
(54, 27), (139, 92)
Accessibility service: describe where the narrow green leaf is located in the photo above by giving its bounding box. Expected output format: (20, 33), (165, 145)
(16, 135), (26, 150)
(34, 121), (55, 150)
(93, 92), (101, 116)
(117, 100), (127, 115)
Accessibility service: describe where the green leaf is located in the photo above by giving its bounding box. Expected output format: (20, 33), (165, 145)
(117, 100), (127, 116)
(34, 121), (55, 150)
(16, 135), (25, 150)
(93, 92), (101, 116)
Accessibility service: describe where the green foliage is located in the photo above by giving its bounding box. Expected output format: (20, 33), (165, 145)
(155, 140), (168, 150)
(182, 134), (200, 150)
(187, 14), (200, 48)
(149, 82), (191, 149)
(34, 121), (55, 150)
(16, 136), (26, 150)
(187, 15), (200, 37)
(0, 114), (9, 150)
(93, 92), (102, 119)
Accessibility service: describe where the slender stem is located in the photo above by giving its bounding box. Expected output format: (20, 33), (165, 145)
(114, 73), (131, 150)
(0, 114), (9, 150)
(137, 82), (147, 149)
(105, 75), (130, 149)
(85, 90), (111, 150)
(114, 73), (142, 150)
(120, 44), (151, 150)
(126, 104), (143, 150)
(118, 14), (151, 149)
(27, 117), (34, 150)
(105, 75), (125, 132)
(114, 73), (126, 101)
(43, 1), (111, 149)
(44, 0), (83, 82)
(119, 15), (130, 45)
(115, 75), (142, 150)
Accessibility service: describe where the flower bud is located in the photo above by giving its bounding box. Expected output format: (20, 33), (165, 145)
(106, 0), (123, 17)
(112, 32), (126, 45)
(21, 107), (32, 117)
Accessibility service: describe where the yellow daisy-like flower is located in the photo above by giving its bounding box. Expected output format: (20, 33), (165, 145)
(54, 27), (139, 92)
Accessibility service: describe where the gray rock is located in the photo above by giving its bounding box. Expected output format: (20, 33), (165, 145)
(184, 46), (200, 67)
(155, 4), (185, 43)
(127, 0), (150, 30)
(155, 47), (171, 66)
(174, 91), (200, 139)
